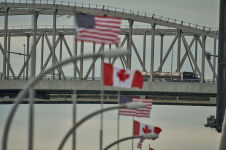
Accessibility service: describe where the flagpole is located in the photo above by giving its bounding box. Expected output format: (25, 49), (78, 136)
(72, 90), (77, 150)
(73, 6), (77, 150)
(100, 55), (104, 150)
(117, 90), (120, 150)
(132, 116), (134, 150)
(149, 144), (150, 150)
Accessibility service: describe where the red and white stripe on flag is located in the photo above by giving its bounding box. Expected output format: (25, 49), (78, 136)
(76, 15), (121, 44)
(133, 120), (162, 140)
(103, 63), (143, 89)
(119, 98), (152, 117)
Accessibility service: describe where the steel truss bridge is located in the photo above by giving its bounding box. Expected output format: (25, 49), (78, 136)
(0, 1), (218, 105)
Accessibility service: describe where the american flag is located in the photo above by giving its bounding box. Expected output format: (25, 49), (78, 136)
(75, 13), (121, 44)
(137, 138), (145, 149)
(119, 96), (152, 118)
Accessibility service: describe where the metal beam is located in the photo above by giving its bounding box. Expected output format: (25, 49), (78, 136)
(40, 34), (44, 72)
(44, 34), (66, 79)
(128, 20), (133, 69)
(51, 8), (58, 80)
(0, 43), (16, 78)
(59, 35), (62, 79)
(115, 43), (127, 68)
(177, 30), (182, 72)
(181, 34), (202, 77)
(42, 35), (60, 70)
(74, 40), (78, 79)
(26, 36), (30, 79)
(109, 44), (111, 64)
(7, 32), (10, 79)
(80, 41), (84, 79)
(84, 44), (103, 80)
(111, 36), (127, 65)
(150, 23), (156, 81)
(33, 12), (38, 76)
(157, 35), (178, 72)
(132, 40), (146, 71)
(160, 35), (164, 72)
(195, 36), (198, 73)
(3, 7), (9, 80)
(201, 36), (206, 83)
(143, 32), (146, 72)
(62, 36), (80, 76)
(17, 34), (41, 79)
(92, 42), (95, 80)
(100, 44), (104, 80)
(213, 39), (216, 82)
(197, 37), (218, 79)
(177, 36), (196, 72)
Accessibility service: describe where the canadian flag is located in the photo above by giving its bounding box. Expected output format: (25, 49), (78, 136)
(103, 63), (143, 89)
(133, 120), (162, 140)
(150, 148), (156, 150)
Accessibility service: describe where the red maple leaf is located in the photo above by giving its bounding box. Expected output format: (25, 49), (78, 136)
(117, 69), (130, 82)
(142, 125), (152, 134)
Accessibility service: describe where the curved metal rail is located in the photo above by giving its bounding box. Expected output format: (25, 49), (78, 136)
(0, 1), (218, 39)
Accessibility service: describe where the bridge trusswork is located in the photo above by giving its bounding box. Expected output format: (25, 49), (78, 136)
(0, 1), (218, 105)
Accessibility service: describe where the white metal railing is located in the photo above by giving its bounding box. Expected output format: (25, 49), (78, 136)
(0, 76), (217, 83)
(0, 0), (219, 33)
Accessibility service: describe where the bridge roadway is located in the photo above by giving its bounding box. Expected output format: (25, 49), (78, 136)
(0, 80), (217, 106)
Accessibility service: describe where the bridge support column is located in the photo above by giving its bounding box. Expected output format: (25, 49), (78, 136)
(7, 32), (10, 79)
(213, 38), (216, 82)
(201, 36), (206, 83)
(51, 8), (58, 80)
(40, 34), (44, 73)
(150, 23), (156, 82)
(160, 35), (164, 72)
(59, 35), (63, 80)
(195, 35), (198, 74)
(92, 42), (95, 80)
(143, 32), (146, 72)
(128, 20), (133, 69)
(109, 44), (111, 64)
(26, 36), (30, 79)
(177, 30), (182, 72)
(3, 6), (9, 80)
(32, 12), (38, 77)
(100, 44), (105, 80)
(80, 41), (84, 80)
(74, 39), (77, 80)
(74, 40), (79, 80)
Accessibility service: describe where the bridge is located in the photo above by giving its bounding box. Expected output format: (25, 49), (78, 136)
(0, 1), (218, 106)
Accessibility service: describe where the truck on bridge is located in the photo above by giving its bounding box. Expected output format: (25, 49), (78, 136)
(142, 72), (200, 82)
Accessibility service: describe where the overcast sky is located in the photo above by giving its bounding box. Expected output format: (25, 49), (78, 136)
(0, 0), (222, 150)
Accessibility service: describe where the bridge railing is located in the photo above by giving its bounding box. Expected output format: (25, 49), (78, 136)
(152, 78), (217, 83)
(0, 76), (217, 83)
(1, 0), (218, 33)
